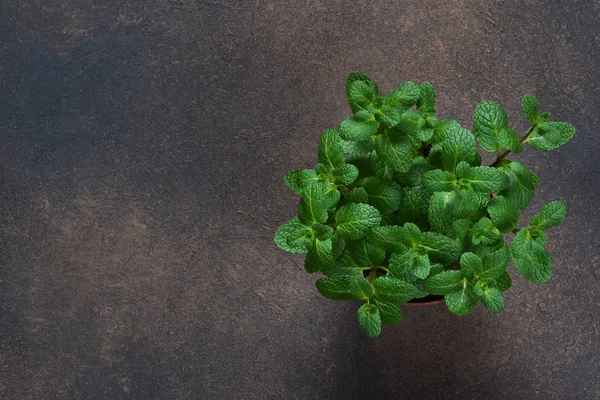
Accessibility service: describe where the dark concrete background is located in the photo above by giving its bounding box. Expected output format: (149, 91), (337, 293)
(0, 1), (598, 399)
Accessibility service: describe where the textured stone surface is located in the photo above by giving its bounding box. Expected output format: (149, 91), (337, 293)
(0, 1), (598, 399)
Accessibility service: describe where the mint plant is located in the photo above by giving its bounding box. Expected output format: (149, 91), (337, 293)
(274, 73), (574, 338)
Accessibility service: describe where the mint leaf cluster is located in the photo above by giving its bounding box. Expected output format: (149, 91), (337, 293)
(275, 73), (574, 338)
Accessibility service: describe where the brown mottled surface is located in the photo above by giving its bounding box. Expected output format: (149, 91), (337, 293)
(0, 1), (598, 399)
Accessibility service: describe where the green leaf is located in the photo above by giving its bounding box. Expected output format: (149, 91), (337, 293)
(428, 191), (458, 233)
(316, 275), (366, 300)
(350, 276), (375, 300)
(372, 298), (403, 325)
(479, 247), (509, 279)
(395, 157), (435, 187)
(521, 94), (539, 124)
(344, 187), (369, 204)
(274, 218), (314, 253)
(473, 100), (508, 152)
(332, 164), (359, 185)
(472, 217), (502, 246)
(488, 195), (520, 233)
(460, 252), (482, 280)
(445, 281), (477, 315)
(458, 165), (508, 194)
(335, 203), (381, 240)
(498, 161), (540, 210)
(538, 112), (551, 122)
(384, 81), (420, 110)
(480, 287), (505, 312)
(339, 110), (380, 141)
(495, 272), (512, 292)
(372, 276), (419, 303)
(435, 126), (477, 172)
(389, 248), (431, 280)
(366, 226), (409, 254)
(359, 177), (402, 213)
(346, 239), (386, 267)
(346, 73), (382, 114)
(374, 129), (414, 173)
(510, 228), (552, 283)
(420, 232), (462, 264)
(312, 224), (334, 241)
(424, 270), (465, 295)
(340, 137), (375, 155)
(298, 182), (329, 225)
(305, 238), (335, 273)
(417, 82), (436, 114)
(498, 128), (523, 153)
(525, 122), (575, 152)
(284, 169), (320, 195)
(422, 169), (457, 192)
(396, 186), (431, 229)
(318, 129), (345, 171)
(530, 201), (566, 230)
(357, 303), (381, 338)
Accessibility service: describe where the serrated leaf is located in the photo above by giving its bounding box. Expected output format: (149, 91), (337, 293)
(480, 287), (505, 312)
(473, 100), (508, 152)
(538, 111), (551, 122)
(498, 161), (540, 210)
(318, 129), (345, 171)
(346, 73), (382, 114)
(357, 303), (381, 338)
(372, 298), (403, 325)
(340, 137), (375, 155)
(460, 252), (482, 280)
(332, 163), (359, 185)
(396, 186), (431, 229)
(374, 129), (414, 173)
(420, 232), (462, 264)
(521, 94), (539, 124)
(479, 247), (509, 279)
(488, 195), (520, 233)
(495, 272), (512, 292)
(284, 169), (320, 195)
(312, 224), (334, 241)
(372, 276), (419, 303)
(458, 165), (508, 193)
(346, 239), (386, 267)
(350, 276), (374, 300)
(384, 81), (420, 110)
(359, 177), (402, 213)
(395, 158), (435, 187)
(424, 270), (464, 295)
(526, 122), (575, 151)
(445, 281), (477, 315)
(316, 275), (366, 300)
(366, 225), (409, 254)
(389, 248), (431, 281)
(428, 191), (458, 233)
(510, 228), (552, 283)
(335, 203), (381, 240)
(339, 110), (380, 141)
(530, 201), (566, 230)
(344, 187), (369, 204)
(422, 169), (457, 192)
(305, 238), (335, 273)
(274, 217), (314, 253)
(298, 182), (329, 225)
(498, 128), (523, 153)
(435, 126), (477, 172)
(417, 82), (436, 114)
(472, 217), (502, 246)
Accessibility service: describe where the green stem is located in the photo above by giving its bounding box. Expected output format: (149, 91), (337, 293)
(490, 124), (537, 167)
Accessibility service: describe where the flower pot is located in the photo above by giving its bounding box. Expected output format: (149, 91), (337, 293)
(405, 295), (444, 307)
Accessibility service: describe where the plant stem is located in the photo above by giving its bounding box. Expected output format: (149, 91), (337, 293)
(368, 267), (378, 283)
(490, 125), (536, 167)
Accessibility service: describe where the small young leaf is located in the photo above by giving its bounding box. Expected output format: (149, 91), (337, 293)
(460, 252), (482, 280)
(445, 281), (477, 315)
(372, 276), (419, 303)
(498, 161), (540, 210)
(424, 270), (465, 295)
(525, 122), (575, 152)
(357, 303), (382, 338)
(472, 217), (502, 246)
(521, 94), (539, 124)
(389, 248), (431, 281)
(335, 203), (382, 240)
(530, 201), (566, 230)
(285, 169), (320, 195)
(480, 287), (505, 312)
(495, 272), (512, 292)
(417, 82), (436, 114)
(488, 195), (520, 233)
(498, 128), (523, 153)
(318, 129), (345, 171)
(510, 228), (552, 283)
(339, 110), (380, 141)
(372, 298), (403, 325)
(274, 218), (314, 254)
(332, 164), (359, 185)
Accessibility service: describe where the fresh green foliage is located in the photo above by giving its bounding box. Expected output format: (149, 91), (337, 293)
(275, 74), (574, 337)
